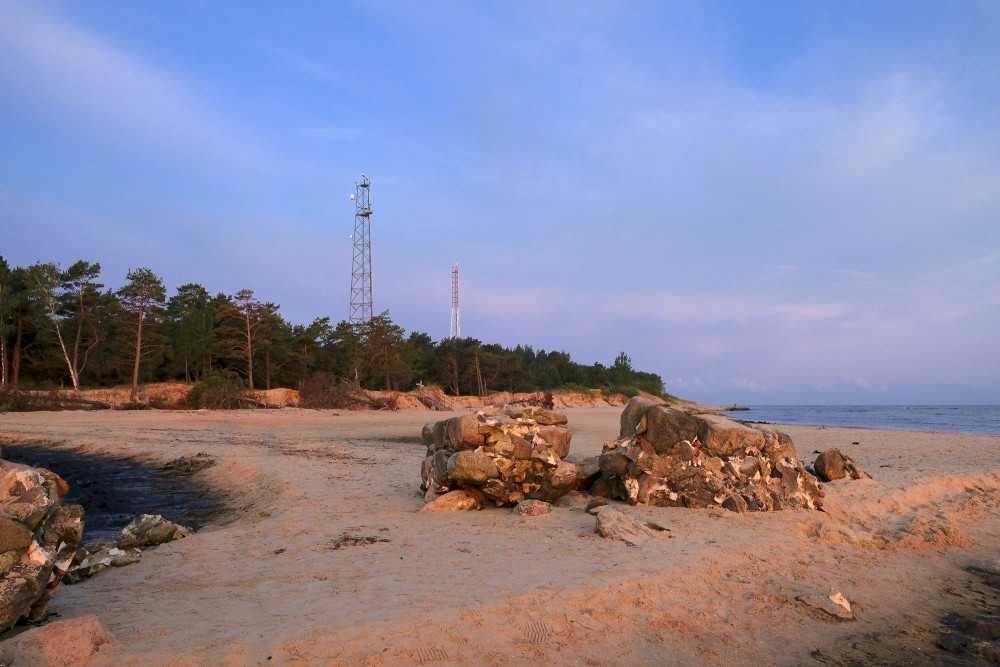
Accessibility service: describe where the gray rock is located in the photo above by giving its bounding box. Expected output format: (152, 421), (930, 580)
(697, 414), (766, 458)
(813, 449), (871, 482)
(643, 405), (701, 454)
(619, 396), (664, 438)
(534, 425), (572, 459)
(448, 449), (500, 486)
(121, 514), (190, 546)
(595, 507), (667, 546)
(514, 406), (568, 426)
(420, 489), (483, 512)
(796, 590), (854, 621)
(515, 500), (553, 517)
(585, 498), (610, 514)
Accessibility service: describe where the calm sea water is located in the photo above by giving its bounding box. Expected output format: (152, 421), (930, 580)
(719, 405), (1000, 435)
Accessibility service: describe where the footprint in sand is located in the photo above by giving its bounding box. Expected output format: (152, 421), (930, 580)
(519, 620), (555, 644)
(415, 645), (450, 663)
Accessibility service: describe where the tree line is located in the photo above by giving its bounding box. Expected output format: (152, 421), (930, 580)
(0, 257), (668, 400)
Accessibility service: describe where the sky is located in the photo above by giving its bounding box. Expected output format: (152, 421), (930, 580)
(1, 1), (999, 405)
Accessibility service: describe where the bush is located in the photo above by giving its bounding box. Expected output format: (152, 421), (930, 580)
(554, 383), (597, 395)
(299, 372), (346, 409)
(186, 371), (254, 409)
(601, 385), (641, 399)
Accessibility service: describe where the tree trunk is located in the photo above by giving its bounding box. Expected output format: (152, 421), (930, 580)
(244, 309), (254, 391)
(265, 350), (271, 391)
(130, 307), (143, 402)
(0, 335), (6, 387)
(11, 313), (22, 389)
(71, 291), (84, 386)
(50, 309), (79, 392)
(474, 349), (485, 397)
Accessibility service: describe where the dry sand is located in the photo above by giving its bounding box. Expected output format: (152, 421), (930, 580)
(1, 407), (999, 666)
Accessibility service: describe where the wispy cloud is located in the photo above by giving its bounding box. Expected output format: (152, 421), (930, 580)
(300, 126), (361, 141)
(261, 44), (343, 85)
(0, 2), (261, 165)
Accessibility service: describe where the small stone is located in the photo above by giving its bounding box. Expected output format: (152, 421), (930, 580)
(515, 500), (553, 517)
(796, 589), (854, 621)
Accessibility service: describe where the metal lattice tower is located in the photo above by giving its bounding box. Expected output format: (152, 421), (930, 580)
(349, 174), (372, 324)
(450, 263), (461, 339)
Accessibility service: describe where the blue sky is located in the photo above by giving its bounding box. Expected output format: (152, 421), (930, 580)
(2, 1), (999, 404)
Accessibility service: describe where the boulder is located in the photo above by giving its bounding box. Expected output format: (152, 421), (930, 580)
(448, 450), (500, 486)
(813, 449), (871, 482)
(420, 409), (576, 508)
(0, 614), (117, 666)
(444, 414), (486, 452)
(535, 425), (572, 459)
(420, 489), (483, 512)
(590, 408), (823, 513)
(619, 395), (664, 438)
(0, 461), (84, 632)
(643, 405), (702, 454)
(697, 414), (766, 457)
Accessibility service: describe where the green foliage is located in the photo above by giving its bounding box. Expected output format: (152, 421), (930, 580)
(554, 383), (597, 395)
(0, 259), (679, 403)
(186, 370), (251, 409)
(602, 385), (641, 399)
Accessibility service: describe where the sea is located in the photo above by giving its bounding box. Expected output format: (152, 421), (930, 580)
(718, 405), (1000, 435)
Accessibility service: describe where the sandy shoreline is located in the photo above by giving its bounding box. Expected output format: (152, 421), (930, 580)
(1, 406), (999, 666)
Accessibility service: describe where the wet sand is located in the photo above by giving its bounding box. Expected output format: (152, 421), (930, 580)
(0, 443), (223, 540)
(1, 407), (998, 666)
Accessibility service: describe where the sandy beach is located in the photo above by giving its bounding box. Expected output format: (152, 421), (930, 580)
(1, 406), (999, 666)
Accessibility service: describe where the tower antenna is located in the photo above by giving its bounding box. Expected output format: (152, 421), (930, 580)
(349, 174), (373, 324)
(450, 262), (461, 339)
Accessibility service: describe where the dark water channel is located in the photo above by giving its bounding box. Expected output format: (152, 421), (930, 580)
(2, 444), (223, 541)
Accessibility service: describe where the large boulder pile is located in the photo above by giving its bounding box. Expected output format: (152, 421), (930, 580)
(0, 460), (84, 632)
(589, 397), (823, 512)
(420, 407), (579, 507)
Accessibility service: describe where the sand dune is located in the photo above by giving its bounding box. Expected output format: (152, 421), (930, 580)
(1, 407), (998, 665)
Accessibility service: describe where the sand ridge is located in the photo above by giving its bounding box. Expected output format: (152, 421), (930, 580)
(0, 408), (998, 665)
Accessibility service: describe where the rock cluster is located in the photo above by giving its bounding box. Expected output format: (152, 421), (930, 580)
(420, 407), (579, 508)
(0, 460), (84, 632)
(65, 514), (190, 583)
(588, 397), (823, 512)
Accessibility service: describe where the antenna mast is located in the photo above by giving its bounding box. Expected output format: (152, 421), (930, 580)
(450, 262), (461, 339)
(349, 174), (373, 324)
